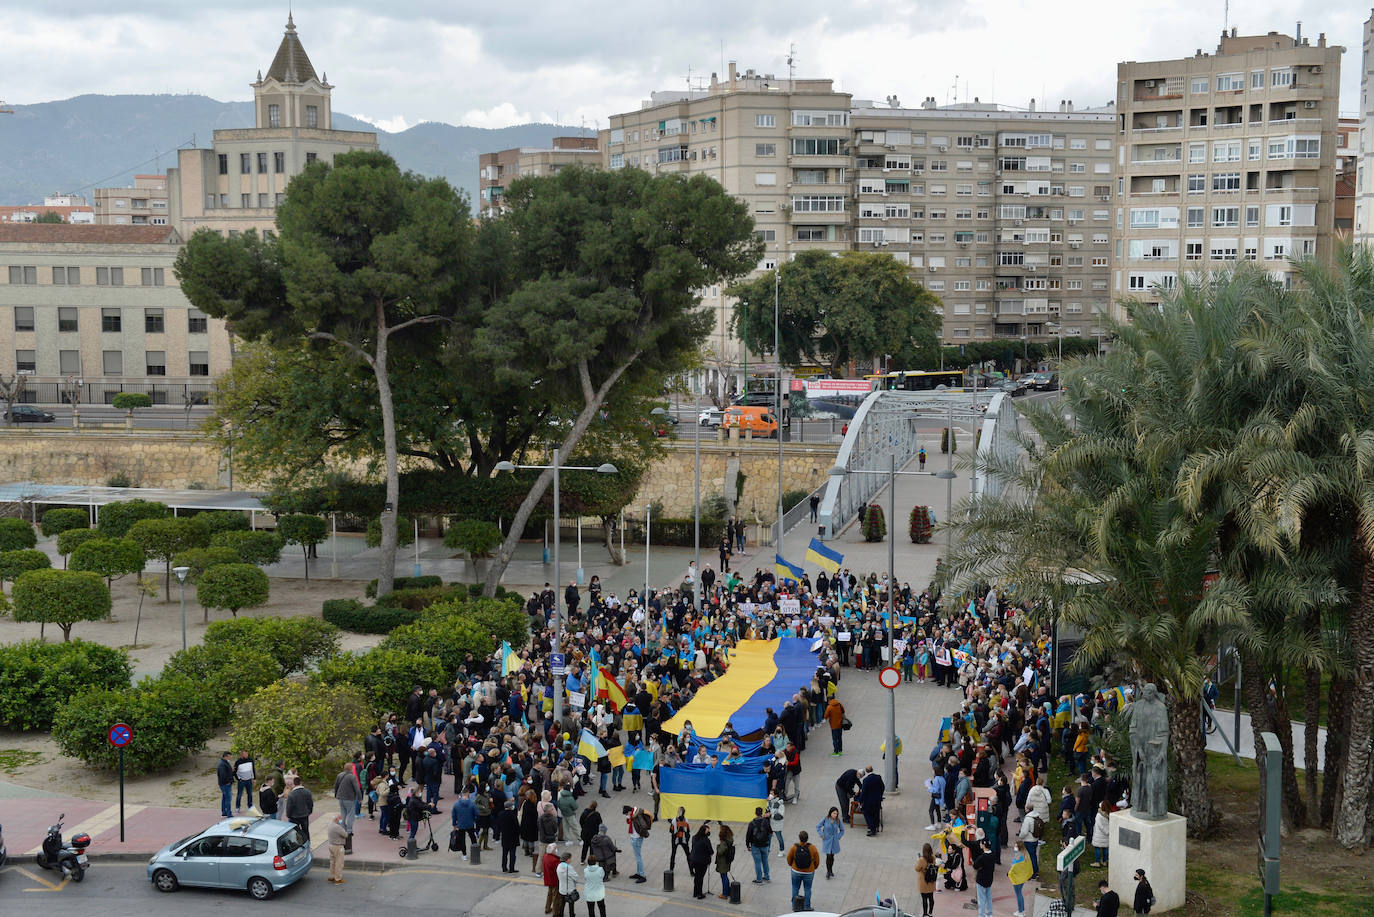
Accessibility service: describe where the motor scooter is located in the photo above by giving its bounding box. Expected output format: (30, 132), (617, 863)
(34, 813), (89, 882)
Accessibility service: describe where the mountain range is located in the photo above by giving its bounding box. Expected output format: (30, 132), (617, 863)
(0, 93), (589, 209)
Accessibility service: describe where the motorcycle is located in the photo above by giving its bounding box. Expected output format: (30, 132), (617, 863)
(35, 813), (89, 882)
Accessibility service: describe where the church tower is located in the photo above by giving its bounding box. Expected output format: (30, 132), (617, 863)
(250, 14), (333, 131)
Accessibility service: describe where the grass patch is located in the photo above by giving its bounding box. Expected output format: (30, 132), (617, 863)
(0, 749), (44, 772)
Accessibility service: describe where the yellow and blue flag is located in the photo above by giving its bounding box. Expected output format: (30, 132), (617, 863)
(662, 638), (817, 739)
(775, 554), (805, 585)
(805, 537), (843, 574)
(659, 766), (766, 822)
(576, 728), (607, 764)
(606, 745), (627, 769)
(501, 641), (523, 677)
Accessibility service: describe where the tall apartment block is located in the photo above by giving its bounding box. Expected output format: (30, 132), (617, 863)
(848, 100), (1116, 347)
(94, 174), (169, 225)
(605, 64), (852, 393)
(1354, 12), (1374, 243)
(478, 136), (601, 216)
(1116, 29), (1342, 311)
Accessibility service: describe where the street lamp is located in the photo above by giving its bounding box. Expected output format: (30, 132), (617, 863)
(652, 405), (701, 613)
(1045, 321), (1063, 369)
(494, 452), (618, 726)
(172, 566), (190, 651)
(828, 456), (955, 793)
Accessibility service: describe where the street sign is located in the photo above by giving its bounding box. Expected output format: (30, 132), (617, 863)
(878, 666), (901, 689)
(549, 653), (566, 676)
(1056, 834), (1085, 872)
(108, 723), (132, 747)
(108, 722), (132, 842)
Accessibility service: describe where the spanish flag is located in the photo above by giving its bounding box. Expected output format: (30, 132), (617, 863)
(804, 537), (843, 574)
(596, 668), (629, 712)
(775, 553), (805, 585)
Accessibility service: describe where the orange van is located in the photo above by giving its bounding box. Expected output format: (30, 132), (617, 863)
(721, 405), (778, 438)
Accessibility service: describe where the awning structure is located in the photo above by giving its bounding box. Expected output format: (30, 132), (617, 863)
(0, 482), (267, 518)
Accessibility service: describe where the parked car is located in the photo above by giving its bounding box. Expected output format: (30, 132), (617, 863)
(147, 816), (312, 901)
(698, 408), (725, 428)
(3, 405), (55, 423)
(999, 379), (1029, 397)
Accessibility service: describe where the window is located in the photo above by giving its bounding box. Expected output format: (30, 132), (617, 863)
(1212, 172), (1241, 191)
(1245, 205), (1260, 227)
(305, 151), (317, 165)
(1212, 206), (1239, 227)
(102, 350), (123, 375)
(257, 152), (268, 172)
(1091, 257), (1108, 267)
(58, 307), (78, 332)
(955, 183), (973, 196)
(754, 172), (777, 186)
(756, 143), (776, 157)
(1216, 73), (1243, 92)
(1188, 142), (1206, 164)
(145, 350), (166, 376)
(14, 306), (34, 332)
(1251, 70), (1264, 89)
(141, 267), (165, 286)
(1187, 207), (1204, 227)
(52, 266), (79, 284)
(189, 351), (209, 376)
(1190, 77), (1209, 94)
(791, 110), (848, 126)
(145, 309), (164, 334)
(274, 152), (285, 173)
(1070, 138), (1088, 150)
(188, 309), (209, 334)
(1185, 241), (1203, 261)
(1187, 174), (1206, 192)
(1249, 139), (1262, 161)
(755, 229), (776, 242)
(96, 267), (124, 286)
(15, 350), (35, 372)
(8, 266), (37, 285)
(305, 105), (318, 128)
(1095, 139), (1112, 151)
(796, 169), (827, 185)
(790, 137), (843, 156)
(755, 114), (776, 128)
(791, 195), (845, 212)
(1213, 141), (1241, 162)
(241, 193), (251, 208)
(795, 227), (827, 242)
(258, 193), (269, 207)
(1268, 136), (1320, 159)
(1210, 243), (1238, 261)
(217, 154), (228, 175)
(1271, 68), (1293, 88)
(101, 308), (121, 333)
(59, 350), (80, 374)
(268, 103), (280, 127)
(240, 152), (251, 174)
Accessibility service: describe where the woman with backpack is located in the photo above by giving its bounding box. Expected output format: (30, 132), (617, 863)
(713, 823), (736, 899)
(1132, 869), (1154, 914)
(816, 806), (845, 879)
(915, 842), (937, 916)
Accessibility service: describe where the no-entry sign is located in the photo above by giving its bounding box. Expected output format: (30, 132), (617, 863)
(878, 666), (901, 689)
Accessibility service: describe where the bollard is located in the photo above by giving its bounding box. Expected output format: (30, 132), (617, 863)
(470, 843), (480, 865)
(663, 869), (674, 891)
(792, 895), (805, 912)
(405, 837), (419, 859)
(730, 882), (741, 904)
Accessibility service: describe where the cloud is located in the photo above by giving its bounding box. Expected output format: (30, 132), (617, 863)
(355, 113), (412, 133)
(458, 103), (542, 129)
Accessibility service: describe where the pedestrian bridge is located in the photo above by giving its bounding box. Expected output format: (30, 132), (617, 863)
(817, 389), (1022, 541)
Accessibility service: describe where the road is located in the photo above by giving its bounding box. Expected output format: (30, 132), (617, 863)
(4, 406), (215, 431)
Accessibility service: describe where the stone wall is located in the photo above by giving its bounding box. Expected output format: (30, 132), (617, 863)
(0, 429), (225, 489)
(634, 436), (839, 523)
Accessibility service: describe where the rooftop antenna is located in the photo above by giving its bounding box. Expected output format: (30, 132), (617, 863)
(786, 43), (797, 84)
(1223, 0), (1229, 34)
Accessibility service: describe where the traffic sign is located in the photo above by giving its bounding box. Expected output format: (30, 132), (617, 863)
(1057, 834), (1085, 872)
(878, 666), (901, 689)
(550, 653), (566, 676)
(108, 723), (133, 747)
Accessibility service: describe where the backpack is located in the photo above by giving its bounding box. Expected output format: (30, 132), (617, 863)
(792, 844), (812, 870)
(749, 818), (770, 848)
(923, 860), (938, 883)
(1031, 815), (1046, 840)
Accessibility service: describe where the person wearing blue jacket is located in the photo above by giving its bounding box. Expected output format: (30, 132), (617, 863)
(816, 807), (846, 879)
(451, 788), (478, 860)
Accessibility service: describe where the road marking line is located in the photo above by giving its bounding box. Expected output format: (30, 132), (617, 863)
(11, 864), (69, 891)
(26, 803), (146, 854)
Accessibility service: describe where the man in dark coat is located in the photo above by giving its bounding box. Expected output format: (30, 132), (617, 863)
(496, 800), (522, 873)
(835, 767), (860, 819)
(284, 775), (314, 843)
(858, 765), (885, 835)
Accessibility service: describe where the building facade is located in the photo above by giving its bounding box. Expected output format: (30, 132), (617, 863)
(478, 136), (600, 216)
(94, 175), (169, 226)
(0, 224), (232, 405)
(166, 14), (377, 237)
(0, 194), (95, 225)
(1116, 29), (1343, 311)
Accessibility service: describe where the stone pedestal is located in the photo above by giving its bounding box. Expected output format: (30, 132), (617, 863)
(1108, 808), (1186, 913)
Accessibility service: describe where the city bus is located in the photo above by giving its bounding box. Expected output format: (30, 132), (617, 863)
(864, 370), (966, 392)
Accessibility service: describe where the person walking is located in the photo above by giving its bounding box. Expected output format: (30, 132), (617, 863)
(1008, 840), (1034, 917)
(669, 806), (691, 871)
(809, 493), (820, 523)
(688, 823), (714, 899)
(583, 854), (607, 917)
(284, 776), (314, 844)
(786, 830), (820, 911)
(1017, 799), (1044, 880)
(555, 850), (578, 917)
(746, 806), (772, 884)
(714, 823), (736, 899)
(216, 752), (234, 818)
(234, 750), (256, 813)
(1132, 869), (1154, 915)
(1094, 879), (1121, 917)
(451, 788), (478, 860)
(971, 834), (997, 917)
(824, 696), (846, 756)
(326, 813), (348, 885)
(915, 842), (937, 916)
(918, 446), (927, 471)
(333, 758), (361, 854)
(816, 807), (845, 879)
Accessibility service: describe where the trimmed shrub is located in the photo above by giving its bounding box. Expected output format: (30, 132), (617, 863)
(52, 673), (218, 775)
(196, 563), (270, 619)
(41, 508), (90, 538)
(909, 505), (934, 544)
(211, 530), (283, 566)
(0, 548), (51, 585)
(57, 527), (102, 564)
(374, 584), (467, 611)
(12, 569), (111, 641)
(0, 639), (131, 730)
(171, 546), (241, 583)
(162, 643), (280, 725)
(941, 427), (957, 454)
(425, 595), (529, 649)
(364, 574), (442, 599)
(193, 511), (252, 536)
(97, 499), (171, 538)
(112, 392), (153, 411)
(69, 538), (145, 586)
(782, 488), (811, 513)
(381, 608), (497, 674)
(204, 616), (340, 677)
(365, 515), (415, 549)
(442, 519), (500, 557)
(321, 599), (418, 635)
(862, 504), (887, 543)
(128, 516), (212, 598)
(229, 680), (373, 783)
(277, 514), (328, 581)
(314, 648), (447, 716)
(0, 518), (37, 552)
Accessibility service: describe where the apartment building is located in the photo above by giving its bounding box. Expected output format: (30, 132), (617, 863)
(1337, 116), (1358, 233)
(1116, 28), (1343, 311)
(849, 99), (1116, 346)
(94, 175), (170, 226)
(605, 63), (852, 393)
(0, 224), (232, 405)
(166, 14), (377, 237)
(478, 136), (600, 216)
(0, 194), (95, 225)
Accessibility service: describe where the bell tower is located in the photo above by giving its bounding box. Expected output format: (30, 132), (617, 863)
(250, 13), (332, 130)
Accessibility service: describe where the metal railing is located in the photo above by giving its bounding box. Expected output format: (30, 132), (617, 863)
(6, 378), (214, 406)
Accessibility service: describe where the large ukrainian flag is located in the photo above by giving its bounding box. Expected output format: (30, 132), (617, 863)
(662, 637), (817, 738)
(659, 766), (767, 823)
(775, 554), (805, 584)
(804, 537), (843, 574)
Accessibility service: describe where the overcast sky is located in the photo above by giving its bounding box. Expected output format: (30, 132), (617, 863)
(1, 1), (1366, 131)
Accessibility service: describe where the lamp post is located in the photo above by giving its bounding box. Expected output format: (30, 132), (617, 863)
(774, 247), (784, 551)
(1046, 321), (1063, 369)
(828, 456), (955, 792)
(644, 503), (652, 648)
(494, 452), (618, 726)
(173, 565), (190, 651)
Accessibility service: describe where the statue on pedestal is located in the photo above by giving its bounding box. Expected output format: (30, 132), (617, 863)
(1126, 682), (1170, 819)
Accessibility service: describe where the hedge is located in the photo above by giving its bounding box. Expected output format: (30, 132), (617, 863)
(51, 673), (218, 775)
(192, 511), (251, 535)
(381, 609), (496, 674)
(40, 508), (90, 538)
(0, 548), (52, 584)
(210, 530), (283, 566)
(162, 643), (280, 725)
(0, 518), (37, 552)
(96, 499), (171, 538)
(203, 616), (340, 676)
(374, 584), (468, 611)
(314, 648), (447, 717)
(425, 595), (529, 649)
(321, 599), (419, 635)
(0, 639), (131, 731)
(638, 518), (727, 548)
(364, 574), (441, 599)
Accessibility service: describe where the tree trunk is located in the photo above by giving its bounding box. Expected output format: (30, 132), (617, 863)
(1321, 675), (1349, 828)
(373, 312), (400, 599)
(1303, 664), (1322, 826)
(1168, 694), (1215, 836)
(1270, 676), (1308, 829)
(1336, 547), (1374, 848)
(601, 517), (625, 565)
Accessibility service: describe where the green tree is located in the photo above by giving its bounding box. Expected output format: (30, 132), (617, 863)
(56, 528), (102, 569)
(40, 508), (90, 538)
(162, 643), (279, 725)
(0, 518), (37, 552)
(443, 519), (501, 557)
(193, 511), (251, 536)
(314, 648), (447, 717)
(69, 538), (145, 588)
(0, 548), (50, 587)
(230, 680), (373, 782)
(196, 563), (270, 620)
(276, 514), (327, 581)
(203, 616), (340, 677)
(381, 608), (495, 673)
(52, 673), (218, 774)
(731, 250), (941, 376)
(127, 517), (211, 599)
(111, 392), (152, 425)
(366, 515), (414, 549)
(12, 569), (112, 641)
(171, 546), (240, 584)
(211, 530), (283, 566)
(0, 639), (131, 730)
(97, 499), (171, 538)
(34, 211), (65, 224)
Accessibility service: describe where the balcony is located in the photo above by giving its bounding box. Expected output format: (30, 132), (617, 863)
(1268, 117), (1322, 129)
(1131, 124), (1183, 134)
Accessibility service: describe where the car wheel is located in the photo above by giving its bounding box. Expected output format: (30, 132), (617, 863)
(152, 868), (179, 892)
(247, 875), (273, 900)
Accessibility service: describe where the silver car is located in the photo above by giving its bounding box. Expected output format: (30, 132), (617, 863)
(147, 816), (312, 901)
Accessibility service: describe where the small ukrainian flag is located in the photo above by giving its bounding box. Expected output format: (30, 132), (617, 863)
(775, 554), (805, 584)
(805, 537), (843, 574)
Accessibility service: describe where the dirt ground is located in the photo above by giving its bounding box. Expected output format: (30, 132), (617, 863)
(0, 573), (383, 809)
